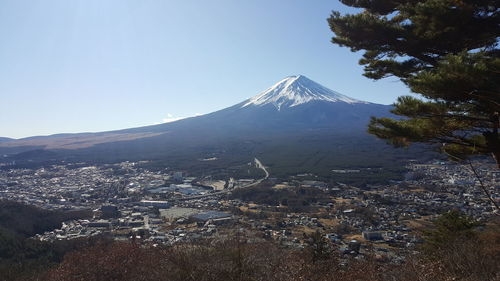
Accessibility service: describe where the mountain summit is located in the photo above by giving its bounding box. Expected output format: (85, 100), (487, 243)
(242, 75), (367, 110)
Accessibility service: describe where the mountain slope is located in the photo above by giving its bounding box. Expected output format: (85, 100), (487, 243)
(0, 75), (428, 181)
(1, 75), (389, 149)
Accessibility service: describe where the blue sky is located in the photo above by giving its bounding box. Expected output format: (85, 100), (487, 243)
(0, 0), (411, 138)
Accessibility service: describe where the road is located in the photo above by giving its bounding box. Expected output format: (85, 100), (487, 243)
(254, 157), (269, 179)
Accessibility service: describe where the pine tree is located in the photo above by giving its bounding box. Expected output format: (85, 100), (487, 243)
(423, 210), (478, 256)
(328, 0), (500, 167)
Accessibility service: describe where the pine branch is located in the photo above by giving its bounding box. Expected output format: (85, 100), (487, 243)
(467, 161), (500, 213)
(442, 149), (500, 213)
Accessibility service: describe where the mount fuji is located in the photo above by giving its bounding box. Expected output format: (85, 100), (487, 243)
(192, 74), (391, 132)
(242, 75), (366, 109)
(0, 76), (425, 181)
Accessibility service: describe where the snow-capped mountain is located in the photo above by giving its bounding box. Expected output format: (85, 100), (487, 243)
(1, 75), (413, 179)
(193, 75), (391, 132)
(1, 75), (391, 150)
(242, 75), (367, 110)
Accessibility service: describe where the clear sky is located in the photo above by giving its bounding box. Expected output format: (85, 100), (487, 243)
(0, 0), (412, 139)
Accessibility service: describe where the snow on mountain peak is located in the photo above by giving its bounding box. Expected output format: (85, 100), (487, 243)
(242, 75), (368, 110)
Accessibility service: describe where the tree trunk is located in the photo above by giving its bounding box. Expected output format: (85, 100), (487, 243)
(493, 150), (500, 169)
(485, 112), (500, 169)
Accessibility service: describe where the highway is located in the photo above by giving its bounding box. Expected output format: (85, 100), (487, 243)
(254, 157), (269, 179)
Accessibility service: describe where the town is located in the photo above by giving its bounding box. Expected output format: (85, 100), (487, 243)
(0, 158), (498, 262)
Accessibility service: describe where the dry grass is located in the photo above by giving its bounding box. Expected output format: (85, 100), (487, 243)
(32, 227), (500, 281)
(0, 132), (165, 149)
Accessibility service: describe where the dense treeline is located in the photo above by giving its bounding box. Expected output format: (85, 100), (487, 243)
(0, 229), (111, 281)
(0, 200), (91, 238)
(229, 184), (329, 212)
(2, 133), (435, 185)
(0, 201), (94, 281)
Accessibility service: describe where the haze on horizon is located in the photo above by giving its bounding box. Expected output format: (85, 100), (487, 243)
(0, 0), (412, 139)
